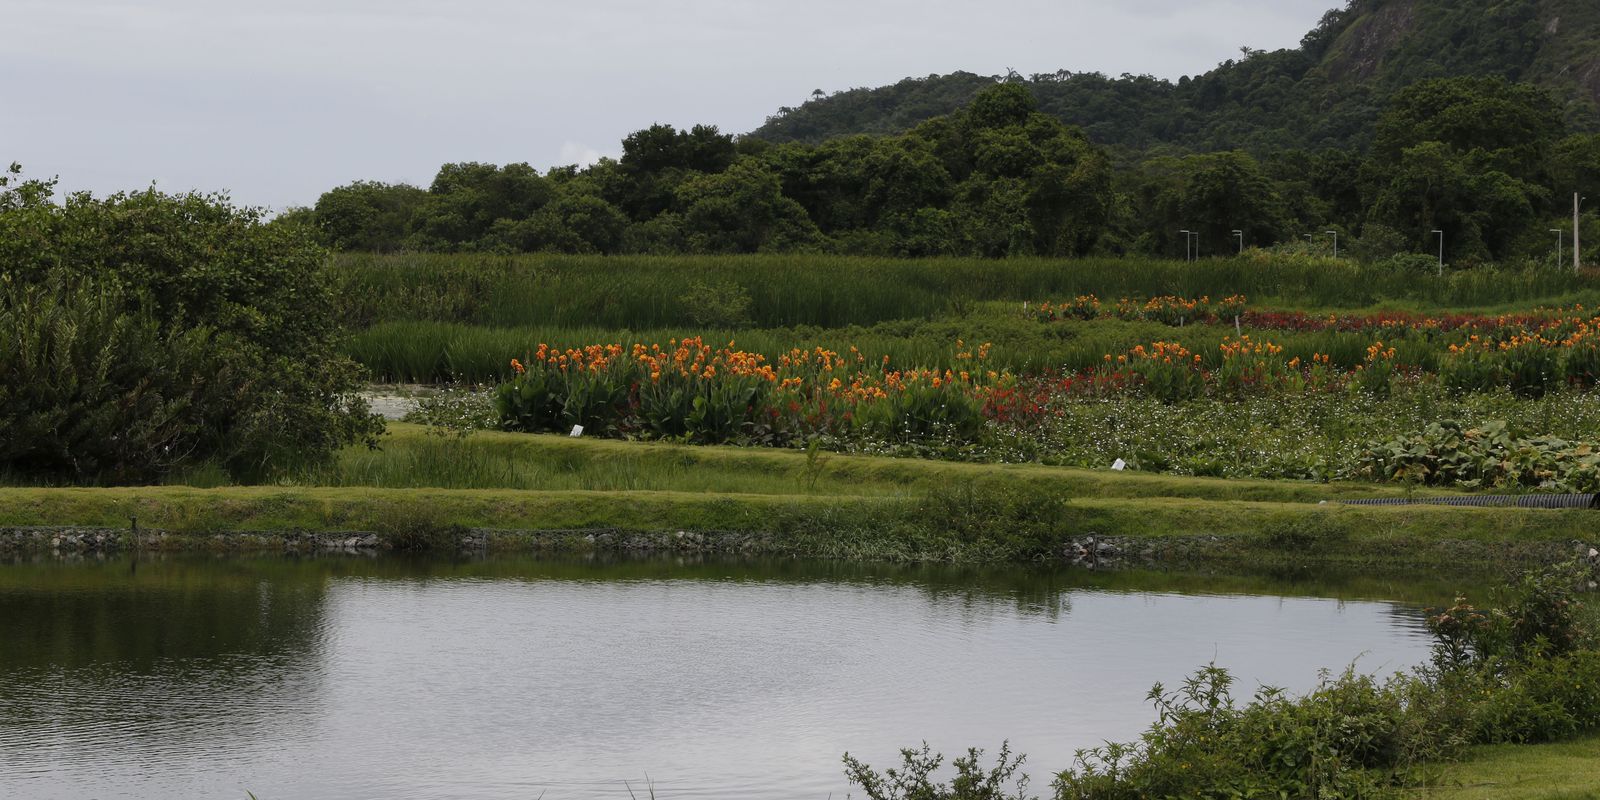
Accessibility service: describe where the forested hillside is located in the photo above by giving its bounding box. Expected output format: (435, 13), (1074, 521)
(751, 0), (1600, 152)
(293, 0), (1600, 265)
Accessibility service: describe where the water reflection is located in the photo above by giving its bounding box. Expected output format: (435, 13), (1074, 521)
(0, 554), (1466, 799)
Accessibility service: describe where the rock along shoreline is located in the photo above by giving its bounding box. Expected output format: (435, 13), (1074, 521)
(4, 525), (1597, 572)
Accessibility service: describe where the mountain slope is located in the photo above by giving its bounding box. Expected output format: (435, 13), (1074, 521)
(750, 0), (1600, 152)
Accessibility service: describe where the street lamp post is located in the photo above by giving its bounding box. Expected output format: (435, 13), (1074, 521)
(1433, 230), (1444, 277)
(1580, 195), (1589, 275)
(1551, 229), (1563, 266)
(1179, 230), (1191, 263)
(1326, 231), (1339, 259)
(1232, 229), (1244, 256)
(1189, 231), (1200, 261)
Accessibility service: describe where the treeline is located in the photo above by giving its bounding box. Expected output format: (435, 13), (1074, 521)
(296, 84), (1111, 259)
(296, 78), (1600, 265)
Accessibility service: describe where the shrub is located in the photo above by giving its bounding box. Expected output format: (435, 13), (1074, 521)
(1054, 665), (1407, 799)
(677, 279), (755, 328)
(404, 386), (498, 439)
(0, 166), (382, 482)
(0, 280), (218, 481)
(844, 743), (1031, 800)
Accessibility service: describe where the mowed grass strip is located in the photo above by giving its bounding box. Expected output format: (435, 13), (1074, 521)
(1418, 736), (1600, 799)
(307, 423), (1451, 502)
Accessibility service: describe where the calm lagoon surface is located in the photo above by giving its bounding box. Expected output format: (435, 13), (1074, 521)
(0, 555), (1459, 799)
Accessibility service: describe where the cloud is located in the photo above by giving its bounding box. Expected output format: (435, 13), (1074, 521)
(558, 142), (609, 169)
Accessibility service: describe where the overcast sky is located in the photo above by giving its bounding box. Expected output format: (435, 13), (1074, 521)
(5, 0), (1337, 210)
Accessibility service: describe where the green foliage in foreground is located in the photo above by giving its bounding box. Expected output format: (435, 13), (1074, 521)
(846, 564), (1600, 800)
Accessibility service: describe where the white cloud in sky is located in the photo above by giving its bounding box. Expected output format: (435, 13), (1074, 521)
(558, 142), (611, 168)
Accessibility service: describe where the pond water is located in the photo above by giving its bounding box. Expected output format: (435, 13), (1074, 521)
(0, 555), (1467, 799)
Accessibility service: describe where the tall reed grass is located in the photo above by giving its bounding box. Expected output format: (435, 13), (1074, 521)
(330, 252), (1600, 330)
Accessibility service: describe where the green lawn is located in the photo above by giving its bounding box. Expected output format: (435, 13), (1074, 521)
(302, 423), (1452, 502)
(1419, 736), (1600, 799)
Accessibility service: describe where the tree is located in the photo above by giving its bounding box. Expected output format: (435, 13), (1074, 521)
(675, 159), (824, 253)
(915, 85), (1116, 256)
(1371, 77), (1564, 181)
(311, 181), (427, 251)
(616, 124), (738, 219)
(1178, 151), (1289, 251)
(1553, 133), (1600, 192)
(1368, 141), (1541, 262)
(411, 162), (552, 249)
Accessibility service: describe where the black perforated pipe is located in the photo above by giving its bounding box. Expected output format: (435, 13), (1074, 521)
(1341, 494), (1599, 509)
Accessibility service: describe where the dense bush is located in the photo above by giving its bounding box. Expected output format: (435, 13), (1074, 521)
(0, 279), (219, 481)
(0, 166), (381, 482)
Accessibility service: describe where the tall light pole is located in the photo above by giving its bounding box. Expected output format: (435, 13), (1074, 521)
(1232, 229), (1244, 256)
(1189, 231), (1200, 261)
(1433, 230), (1444, 277)
(1551, 229), (1563, 266)
(1179, 230), (1191, 262)
(1326, 230), (1339, 259)
(1579, 195), (1588, 275)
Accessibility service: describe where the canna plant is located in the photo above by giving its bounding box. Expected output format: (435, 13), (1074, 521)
(494, 337), (1004, 446)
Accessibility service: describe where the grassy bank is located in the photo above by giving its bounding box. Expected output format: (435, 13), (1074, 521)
(4, 426), (1594, 564)
(3, 486), (1592, 563)
(303, 423), (1460, 501)
(1425, 735), (1600, 799)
